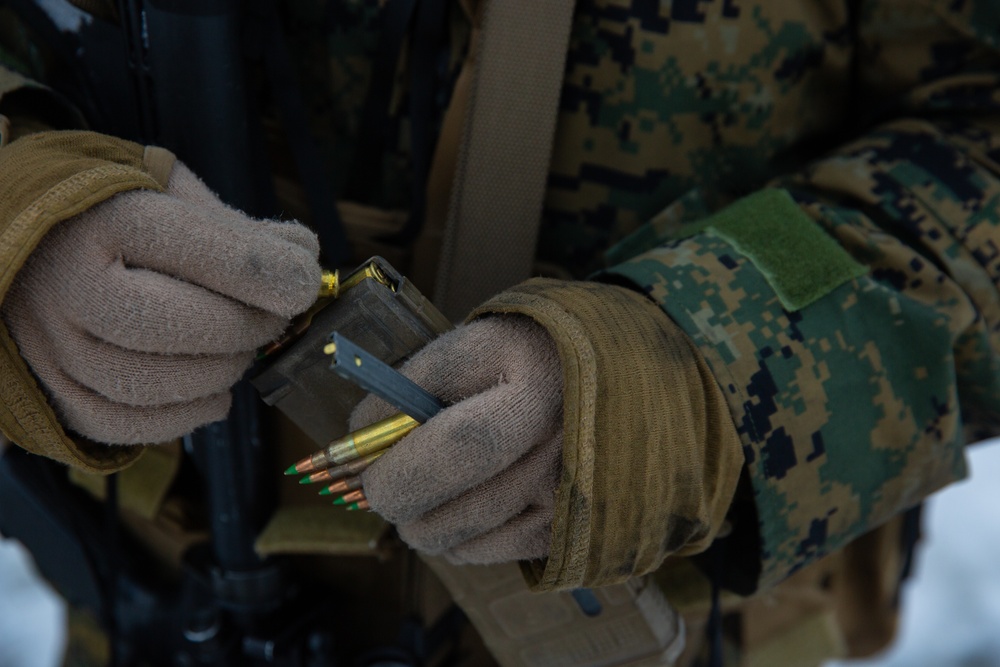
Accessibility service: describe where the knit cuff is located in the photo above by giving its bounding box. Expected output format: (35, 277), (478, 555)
(471, 279), (744, 591)
(0, 131), (176, 473)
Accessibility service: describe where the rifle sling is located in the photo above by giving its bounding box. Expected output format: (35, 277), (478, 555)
(433, 0), (577, 320)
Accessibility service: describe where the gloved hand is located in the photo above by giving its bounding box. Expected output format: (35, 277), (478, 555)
(349, 316), (563, 564)
(1, 162), (322, 444)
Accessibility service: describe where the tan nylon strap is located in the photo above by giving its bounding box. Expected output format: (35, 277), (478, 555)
(433, 0), (577, 320)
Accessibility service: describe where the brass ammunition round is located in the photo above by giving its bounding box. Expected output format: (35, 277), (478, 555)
(340, 451), (385, 476)
(346, 499), (371, 511)
(324, 476), (364, 495)
(370, 263), (388, 286)
(305, 468), (333, 484)
(318, 270), (340, 298)
(323, 413), (418, 465)
(311, 451), (330, 470)
(324, 434), (359, 465)
(340, 261), (396, 294)
(287, 414), (413, 475)
(315, 450), (385, 485)
(341, 489), (366, 504)
(287, 450), (328, 476)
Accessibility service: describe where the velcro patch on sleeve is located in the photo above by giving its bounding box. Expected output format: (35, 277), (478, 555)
(705, 189), (867, 311)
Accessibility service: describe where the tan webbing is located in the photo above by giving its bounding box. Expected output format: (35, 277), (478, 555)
(433, 0), (577, 320)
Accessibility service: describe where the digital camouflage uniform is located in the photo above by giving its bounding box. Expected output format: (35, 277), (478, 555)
(1, 0), (1000, 665)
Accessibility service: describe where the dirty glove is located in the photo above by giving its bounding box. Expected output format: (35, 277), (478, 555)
(349, 316), (563, 564)
(1, 162), (322, 444)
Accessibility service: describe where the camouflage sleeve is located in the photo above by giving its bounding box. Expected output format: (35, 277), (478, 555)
(600, 0), (1000, 589)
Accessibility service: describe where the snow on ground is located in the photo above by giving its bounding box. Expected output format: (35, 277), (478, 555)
(825, 440), (1000, 667)
(0, 540), (65, 667)
(3, 441), (1000, 666)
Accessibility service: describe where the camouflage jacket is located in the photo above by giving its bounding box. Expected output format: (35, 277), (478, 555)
(285, 0), (1000, 593)
(2, 0), (1000, 625)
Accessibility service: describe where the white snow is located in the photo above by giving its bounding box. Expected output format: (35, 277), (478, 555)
(825, 440), (1000, 667)
(0, 540), (65, 667)
(33, 0), (92, 33)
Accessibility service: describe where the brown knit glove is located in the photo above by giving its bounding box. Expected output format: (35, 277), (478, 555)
(349, 316), (563, 564)
(0, 162), (322, 444)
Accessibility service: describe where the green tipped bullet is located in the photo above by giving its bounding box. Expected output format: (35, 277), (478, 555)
(285, 413), (419, 477)
(334, 489), (366, 507)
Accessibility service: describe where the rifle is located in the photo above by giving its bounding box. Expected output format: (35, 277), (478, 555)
(0, 1), (461, 664)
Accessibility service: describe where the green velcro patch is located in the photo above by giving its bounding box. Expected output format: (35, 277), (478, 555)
(706, 189), (867, 311)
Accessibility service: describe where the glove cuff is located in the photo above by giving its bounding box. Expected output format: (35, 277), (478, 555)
(470, 279), (744, 591)
(0, 130), (175, 472)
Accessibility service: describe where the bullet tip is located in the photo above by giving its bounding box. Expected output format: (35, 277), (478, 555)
(299, 477), (313, 485)
(332, 496), (347, 505)
(318, 488), (331, 496)
(284, 464), (299, 475)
